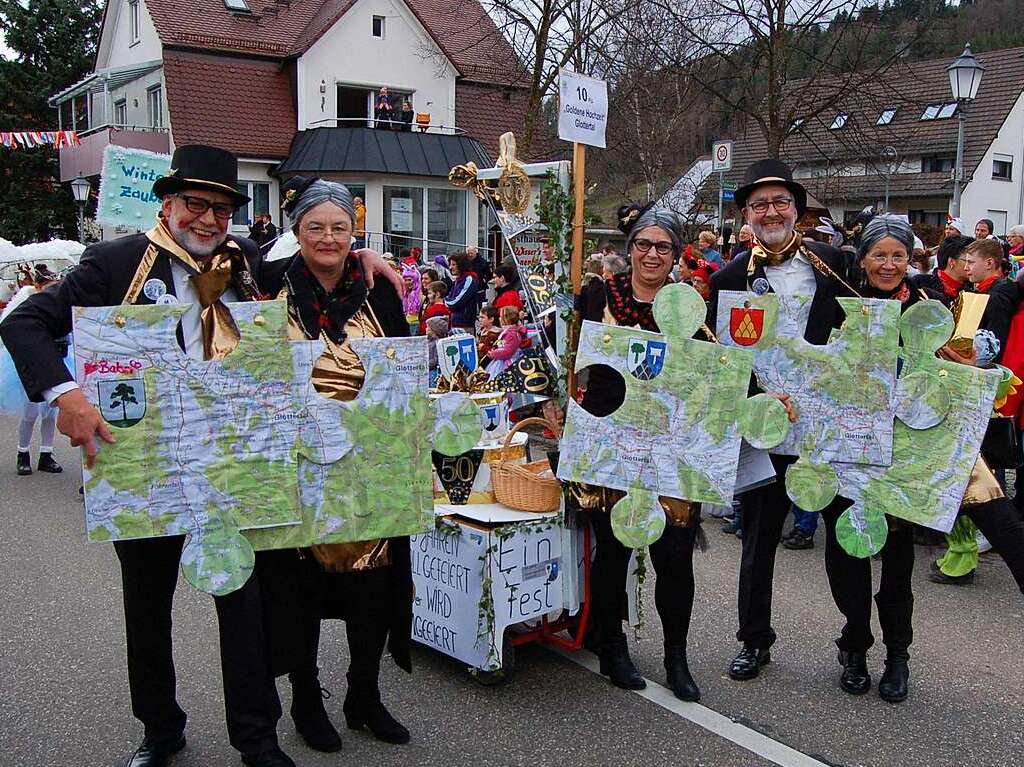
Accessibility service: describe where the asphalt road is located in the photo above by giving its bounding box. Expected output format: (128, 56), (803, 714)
(1, 419), (1022, 767)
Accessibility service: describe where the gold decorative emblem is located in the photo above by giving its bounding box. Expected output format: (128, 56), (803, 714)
(114, 315), (127, 328)
(253, 314), (265, 326)
(495, 132), (531, 215)
(385, 347), (396, 360)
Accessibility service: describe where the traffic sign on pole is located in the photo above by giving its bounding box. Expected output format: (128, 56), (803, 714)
(712, 140), (733, 172)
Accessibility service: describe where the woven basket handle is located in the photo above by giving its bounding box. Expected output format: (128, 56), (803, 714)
(499, 416), (558, 462)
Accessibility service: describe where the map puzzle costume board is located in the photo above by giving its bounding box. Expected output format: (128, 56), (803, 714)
(75, 300), (480, 594)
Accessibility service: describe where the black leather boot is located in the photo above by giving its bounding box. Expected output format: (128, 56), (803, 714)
(664, 644), (700, 702)
(838, 650), (871, 694)
(343, 676), (410, 744)
(289, 671), (342, 752)
(878, 658), (909, 703)
(37, 452), (62, 473)
(16, 451), (31, 476)
(598, 634), (646, 690)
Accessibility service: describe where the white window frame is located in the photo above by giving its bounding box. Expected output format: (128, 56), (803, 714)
(829, 112), (848, 130)
(146, 85), (163, 128)
(372, 15), (386, 38)
(993, 154), (1013, 181)
(114, 98), (127, 126)
(128, 0), (140, 45)
(231, 182), (272, 229)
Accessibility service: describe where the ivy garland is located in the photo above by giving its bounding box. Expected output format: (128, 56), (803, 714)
(632, 547), (648, 638)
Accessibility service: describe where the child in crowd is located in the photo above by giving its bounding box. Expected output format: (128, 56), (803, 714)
(477, 306), (501, 365)
(401, 265), (422, 334)
(425, 315), (450, 388)
(485, 305), (526, 378)
(420, 281), (451, 335)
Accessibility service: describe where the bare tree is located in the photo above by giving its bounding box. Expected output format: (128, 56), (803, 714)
(422, 0), (640, 155)
(660, 0), (937, 158)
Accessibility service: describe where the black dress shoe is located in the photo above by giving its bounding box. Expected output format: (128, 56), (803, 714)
(728, 646), (770, 680)
(838, 650), (871, 694)
(878, 658), (909, 703)
(928, 568), (975, 585)
(37, 452), (62, 473)
(664, 645), (700, 702)
(125, 734), (185, 767)
(16, 451), (31, 476)
(343, 680), (410, 744)
(291, 678), (342, 752)
(240, 746), (296, 767)
(782, 530), (814, 550)
(597, 634), (646, 690)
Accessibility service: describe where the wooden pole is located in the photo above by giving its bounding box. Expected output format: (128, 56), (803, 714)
(566, 142), (586, 398)
(571, 142), (586, 294)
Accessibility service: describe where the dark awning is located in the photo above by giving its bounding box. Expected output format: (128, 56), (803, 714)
(276, 127), (493, 177)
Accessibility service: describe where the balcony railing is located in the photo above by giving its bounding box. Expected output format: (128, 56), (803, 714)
(59, 124), (170, 182)
(306, 116), (467, 135)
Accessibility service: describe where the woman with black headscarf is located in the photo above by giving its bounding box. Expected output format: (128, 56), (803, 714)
(273, 176), (413, 751)
(823, 215), (1024, 705)
(573, 205), (704, 702)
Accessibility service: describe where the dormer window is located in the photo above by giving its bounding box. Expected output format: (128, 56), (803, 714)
(224, 0), (251, 12)
(829, 112), (848, 130)
(920, 102), (958, 120)
(877, 108), (897, 125)
(373, 15), (385, 38)
(789, 118), (805, 133)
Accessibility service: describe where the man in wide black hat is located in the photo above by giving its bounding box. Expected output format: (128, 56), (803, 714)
(708, 158), (853, 684)
(0, 144), (400, 767)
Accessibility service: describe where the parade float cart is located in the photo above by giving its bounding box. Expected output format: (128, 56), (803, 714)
(410, 499), (592, 683)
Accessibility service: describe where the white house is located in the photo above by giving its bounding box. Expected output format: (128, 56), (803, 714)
(50, 0), (531, 254)
(692, 46), (1024, 238)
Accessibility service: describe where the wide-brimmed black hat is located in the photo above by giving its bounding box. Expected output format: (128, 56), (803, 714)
(734, 159), (807, 217)
(152, 144), (250, 205)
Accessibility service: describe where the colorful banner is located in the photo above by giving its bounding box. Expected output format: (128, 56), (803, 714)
(96, 145), (172, 228)
(0, 131), (80, 149)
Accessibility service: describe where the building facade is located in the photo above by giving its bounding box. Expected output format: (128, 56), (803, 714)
(50, 0), (529, 254)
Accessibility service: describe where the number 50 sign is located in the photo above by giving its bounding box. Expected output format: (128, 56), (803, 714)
(558, 69), (609, 148)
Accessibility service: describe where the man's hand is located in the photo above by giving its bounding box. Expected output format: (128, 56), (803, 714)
(355, 248), (405, 297)
(938, 344), (977, 366)
(768, 392), (797, 423)
(54, 388), (115, 468)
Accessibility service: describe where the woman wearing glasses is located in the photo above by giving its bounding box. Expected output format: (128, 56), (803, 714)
(821, 215), (944, 704)
(572, 204), (703, 702)
(272, 176), (413, 752)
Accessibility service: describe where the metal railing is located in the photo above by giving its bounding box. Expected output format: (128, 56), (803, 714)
(306, 116), (467, 135)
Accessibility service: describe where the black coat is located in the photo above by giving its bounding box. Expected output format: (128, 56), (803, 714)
(0, 231), (266, 401)
(978, 278), (1020, 361)
(707, 240), (851, 346)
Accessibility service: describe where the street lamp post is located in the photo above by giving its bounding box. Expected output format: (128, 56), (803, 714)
(69, 174), (90, 243)
(947, 43), (985, 218)
(881, 146), (899, 213)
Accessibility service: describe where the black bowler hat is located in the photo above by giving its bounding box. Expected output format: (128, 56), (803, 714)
(734, 159), (807, 217)
(152, 144), (250, 205)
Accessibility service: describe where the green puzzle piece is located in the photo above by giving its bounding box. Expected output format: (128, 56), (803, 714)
(556, 283), (789, 548)
(76, 300), (482, 592)
(830, 300), (1001, 557)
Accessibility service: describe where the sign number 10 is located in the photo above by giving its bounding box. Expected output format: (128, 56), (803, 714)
(576, 86), (589, 102)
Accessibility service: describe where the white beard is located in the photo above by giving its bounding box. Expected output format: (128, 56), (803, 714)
(168, 219), (227, 257)
(751, 221), (794, 248)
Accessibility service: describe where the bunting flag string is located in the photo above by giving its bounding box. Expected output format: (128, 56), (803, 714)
(0, 131), (81, 150)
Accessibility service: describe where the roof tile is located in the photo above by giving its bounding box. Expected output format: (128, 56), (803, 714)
(163, 51), (296, 158)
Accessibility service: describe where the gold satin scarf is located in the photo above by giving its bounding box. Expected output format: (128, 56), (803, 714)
(146, 223), (242, 360)
(747, 231), (802, 275)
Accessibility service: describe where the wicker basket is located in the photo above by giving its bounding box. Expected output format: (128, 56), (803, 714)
(490, 417), (562, 512)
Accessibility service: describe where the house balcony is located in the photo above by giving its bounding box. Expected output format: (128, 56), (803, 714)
(59, 125), (170, 182)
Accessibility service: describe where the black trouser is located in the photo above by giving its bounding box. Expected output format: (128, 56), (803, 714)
(821, 510), (915, 660)
(114, 536), (281, 754)
(590, 512), (697, 648)
(291, 566), (392, 690)
(962, 498), (1024, 595)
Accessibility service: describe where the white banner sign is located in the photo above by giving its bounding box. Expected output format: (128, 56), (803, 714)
(558, 69), (608, 148)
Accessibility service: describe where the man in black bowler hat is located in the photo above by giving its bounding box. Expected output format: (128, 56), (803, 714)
(707, 158), (854, 684)
(0, 144), (401, 767)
